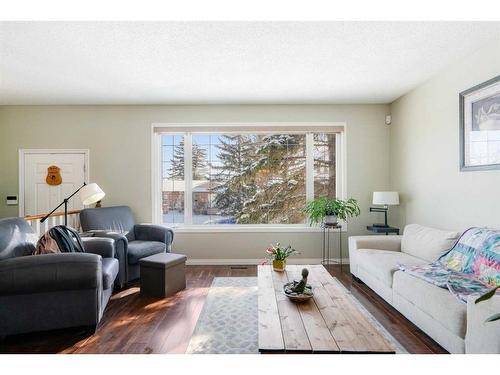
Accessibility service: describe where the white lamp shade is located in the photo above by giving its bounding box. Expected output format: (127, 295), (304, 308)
(80, 183), (105, 205)
(373, 191), (399, 206)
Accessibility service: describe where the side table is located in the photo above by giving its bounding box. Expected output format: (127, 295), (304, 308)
(366, 226), (400, 235)
(321, 223), (343, 271)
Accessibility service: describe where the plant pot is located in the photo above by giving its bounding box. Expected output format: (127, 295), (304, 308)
(324, 215), (338, 225)
(272, 259), (286, 272)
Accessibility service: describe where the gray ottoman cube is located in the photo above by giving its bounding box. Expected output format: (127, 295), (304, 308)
(139, 253), (187, 298)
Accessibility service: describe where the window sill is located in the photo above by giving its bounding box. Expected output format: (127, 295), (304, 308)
(163, 224), (347, 233)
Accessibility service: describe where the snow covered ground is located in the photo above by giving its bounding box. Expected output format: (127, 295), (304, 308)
(163, 211), (235, 225)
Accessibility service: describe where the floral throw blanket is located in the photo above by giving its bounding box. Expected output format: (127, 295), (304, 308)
(399, 227), (500, 303)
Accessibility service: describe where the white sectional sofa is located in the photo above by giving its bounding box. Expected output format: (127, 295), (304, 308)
(348, 224), (500, 354)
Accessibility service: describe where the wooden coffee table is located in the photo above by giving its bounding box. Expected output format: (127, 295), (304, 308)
(258, 264), (395, 353)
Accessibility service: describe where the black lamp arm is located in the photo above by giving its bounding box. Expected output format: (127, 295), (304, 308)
(40, 182), (87, 225)
(369, 206), (388, 227)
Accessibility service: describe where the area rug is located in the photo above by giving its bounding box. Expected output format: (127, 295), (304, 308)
(186, 277), (407, 354)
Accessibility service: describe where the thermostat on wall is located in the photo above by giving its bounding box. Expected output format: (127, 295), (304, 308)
(6, 196), (18, 206)
(385, 115), (392, 125)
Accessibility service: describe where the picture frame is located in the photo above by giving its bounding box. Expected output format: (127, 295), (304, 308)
(459, 75), (500, 171)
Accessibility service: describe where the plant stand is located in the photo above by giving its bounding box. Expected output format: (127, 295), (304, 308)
(321, 223), (343, 272)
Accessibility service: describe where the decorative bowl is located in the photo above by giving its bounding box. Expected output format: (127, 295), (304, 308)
(283, 281), (314, 303)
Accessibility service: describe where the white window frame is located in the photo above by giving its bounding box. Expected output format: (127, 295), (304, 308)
(151, 122), (347, 232)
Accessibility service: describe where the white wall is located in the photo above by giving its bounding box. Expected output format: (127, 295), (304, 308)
(0, 104), (390, 261)
(389, 35), (500, 232)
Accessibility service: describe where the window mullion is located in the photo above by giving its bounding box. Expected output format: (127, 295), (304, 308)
(305, 133), (314, 202)
(184, 133), (193, 225)
(336, 132), (344, 199)
(152, 133), (161, 224)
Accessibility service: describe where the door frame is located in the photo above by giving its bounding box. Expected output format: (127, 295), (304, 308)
(18, 149), (90, 217)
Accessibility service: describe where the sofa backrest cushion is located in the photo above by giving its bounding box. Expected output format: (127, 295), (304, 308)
(401, 224), (460, 262)
(80, 206), (135, 240)
(0, 217), (37, 260)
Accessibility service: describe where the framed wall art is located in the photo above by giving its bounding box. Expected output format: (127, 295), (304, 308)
(460, 75), (500, 171)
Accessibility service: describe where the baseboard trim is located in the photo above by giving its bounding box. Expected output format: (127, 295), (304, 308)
(185, 258), (350, 266)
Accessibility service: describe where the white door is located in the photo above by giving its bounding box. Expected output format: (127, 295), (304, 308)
(22, 151), (88, 216)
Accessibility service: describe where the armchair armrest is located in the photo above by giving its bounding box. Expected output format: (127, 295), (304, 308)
(134, 224), (174, 248)
(83, 230), (128, 259)
(0, 253), (102, 296)
(348, 235), (403, 277)
(466, 294), (500, 353)
(79, 232), (95, 238)
(82, 237), (115, 258)
(83, 230), (128, 243)
(82, 230), (128, 287)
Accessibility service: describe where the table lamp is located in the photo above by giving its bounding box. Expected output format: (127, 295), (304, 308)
(370, 191), (399, 228)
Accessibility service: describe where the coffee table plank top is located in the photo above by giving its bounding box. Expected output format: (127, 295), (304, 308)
(305, 265), (363, 352)
(257, 265), (285, 351)
(284, 266), (340, 352)
(271, 268), (311, 351)
(312, 265), (394, 353)
(257, 264), (395, 354)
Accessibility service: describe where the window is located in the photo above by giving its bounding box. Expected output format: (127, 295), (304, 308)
(314, 133), (336, 199)
(154, 125), (343, 228)
(161, 135), (185, 225)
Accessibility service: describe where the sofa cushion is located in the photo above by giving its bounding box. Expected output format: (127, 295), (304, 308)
(356, 249), (426, 288)
(393, 270), (467, 338)
(127, 240), (166, 265)
(401, 224), (460, 262)
(101, 257), (119, 290)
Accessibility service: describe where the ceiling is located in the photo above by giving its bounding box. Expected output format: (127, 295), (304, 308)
(0, 21), (499, 105)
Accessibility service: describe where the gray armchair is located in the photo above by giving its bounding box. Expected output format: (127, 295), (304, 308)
(79, 206), (174, 288)
(0, 217), (118, 337)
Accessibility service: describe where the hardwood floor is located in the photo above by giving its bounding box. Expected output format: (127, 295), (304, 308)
(0, 265), (447, 354)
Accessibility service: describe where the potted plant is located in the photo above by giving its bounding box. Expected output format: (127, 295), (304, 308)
(265, 243), (298, 272)
(304, 197), (361, 226)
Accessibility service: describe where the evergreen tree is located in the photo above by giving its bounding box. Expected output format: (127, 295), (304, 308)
(169, 140), (208, 180)
(211, 135), (257, 218)
(313, 133), (336, 198)
(238, 134), (307, 224)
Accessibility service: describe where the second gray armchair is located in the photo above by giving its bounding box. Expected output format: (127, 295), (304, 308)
(80, 206), (174, 288)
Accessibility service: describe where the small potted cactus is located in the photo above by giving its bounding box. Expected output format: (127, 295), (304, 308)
(264, 243), (298, 272)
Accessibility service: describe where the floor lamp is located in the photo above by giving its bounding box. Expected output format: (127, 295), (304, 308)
(40, 182), (105, 226)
